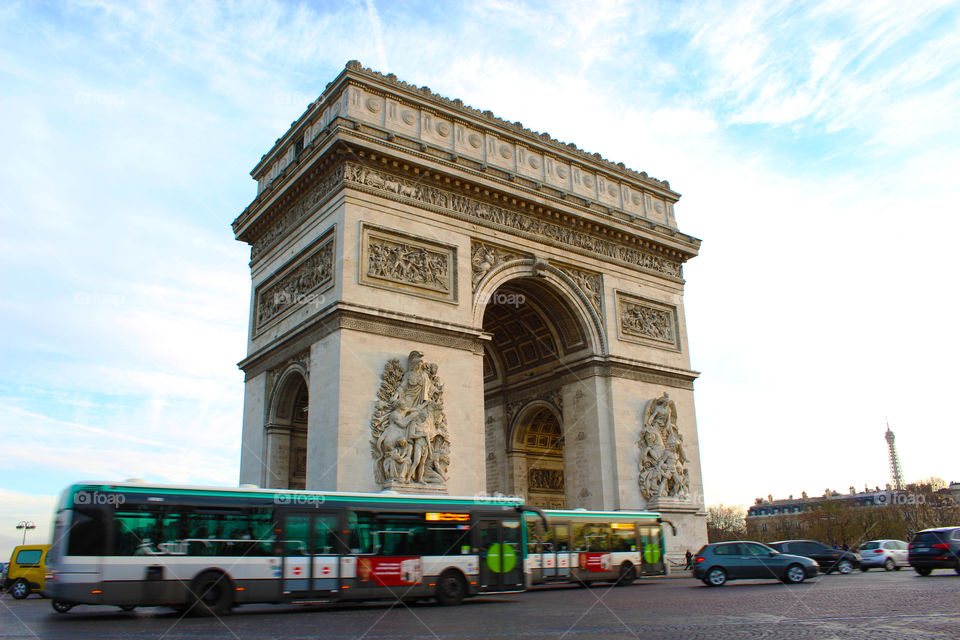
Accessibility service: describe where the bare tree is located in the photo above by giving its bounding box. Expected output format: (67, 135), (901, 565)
(707, 504), (746, 542)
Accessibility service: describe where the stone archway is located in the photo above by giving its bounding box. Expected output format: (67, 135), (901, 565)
(265, 370), (309, 489)
(480, 272), (599, 507)
(510, 405), (566, 508)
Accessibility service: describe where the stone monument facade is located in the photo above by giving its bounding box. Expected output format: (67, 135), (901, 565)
(234, 61), (707, 558)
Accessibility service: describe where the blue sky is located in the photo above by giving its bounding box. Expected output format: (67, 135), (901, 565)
(1, 0), (958, 556)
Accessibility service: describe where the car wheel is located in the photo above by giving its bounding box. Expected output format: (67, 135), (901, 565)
(706, 567), (726, 587)
(915, 567), (932, 576)
(884, 558), (895, 571)
(119, 605), (137, 612)
(615, 563), (636, 586)
(10, 579), (30, 600)
(784, 564), (806, 584)
(186, 571), (233, 616)
(434, 570), (466, 606)
(51, 600), (73, 613)
(836, 560), (853, 574)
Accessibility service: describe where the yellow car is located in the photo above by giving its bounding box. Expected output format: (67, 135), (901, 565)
(5, 544), (50, 599)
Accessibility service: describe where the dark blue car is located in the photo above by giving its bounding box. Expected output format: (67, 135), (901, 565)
(909, 527), (960, 576)
(692, 541), (819, 586)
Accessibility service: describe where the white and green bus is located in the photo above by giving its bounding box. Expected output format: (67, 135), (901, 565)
(44, 482), (544, 614)
(525, 509), (668, 586)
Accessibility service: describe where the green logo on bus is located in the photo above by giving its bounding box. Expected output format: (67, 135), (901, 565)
(486, 543), (517, 573)
(643, 543), (661, 564)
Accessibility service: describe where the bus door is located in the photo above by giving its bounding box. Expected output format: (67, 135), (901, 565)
(639, 525), (665, 576)
(542, 523), (572, 579)
(280, 512), (340, 597)
(476, 517), (524, 592)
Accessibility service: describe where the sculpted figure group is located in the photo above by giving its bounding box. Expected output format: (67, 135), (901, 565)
(371, 351), (451, 487)
(638, 393), (690, 500)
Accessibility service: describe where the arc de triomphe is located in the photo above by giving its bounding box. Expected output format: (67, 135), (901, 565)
(235, 61), (707, 555)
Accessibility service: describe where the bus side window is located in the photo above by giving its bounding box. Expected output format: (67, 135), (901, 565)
(572, 522), (586, 551)
(527, 520), (541, 554)
(67, 510), (108, 556)
(349, 512), (375, 554)
(112, 509), (158, 555)
(554, 524), (569, 552)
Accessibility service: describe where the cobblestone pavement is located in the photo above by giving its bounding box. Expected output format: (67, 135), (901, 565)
(2, 570), (959, 639)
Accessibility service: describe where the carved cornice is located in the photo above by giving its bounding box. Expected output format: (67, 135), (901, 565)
(239, 303), (489, 380)
(344, 162), (686, 280)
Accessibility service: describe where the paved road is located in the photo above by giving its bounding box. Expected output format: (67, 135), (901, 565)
(2, 570), (959, 639)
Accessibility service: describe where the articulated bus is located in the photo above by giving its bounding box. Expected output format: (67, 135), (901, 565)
(525, 509), (667, 586)
(44, 482), (670, 615)
(45, 482), (543, 614)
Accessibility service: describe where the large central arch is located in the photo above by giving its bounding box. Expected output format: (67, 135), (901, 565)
(478, 266), (602, 507)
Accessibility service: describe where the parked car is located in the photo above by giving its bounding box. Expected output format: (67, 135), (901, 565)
(766, 540), (861, 574)
(692, 541), (819, 587)
(857, 539), (908, 571)
(908, 526), (960, 576)
(4, 544), (50, 599)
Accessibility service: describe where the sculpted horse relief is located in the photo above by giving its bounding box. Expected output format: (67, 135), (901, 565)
(370, 351), (451, 488)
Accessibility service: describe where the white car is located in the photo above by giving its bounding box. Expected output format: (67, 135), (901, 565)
(858, 539), (909, 571)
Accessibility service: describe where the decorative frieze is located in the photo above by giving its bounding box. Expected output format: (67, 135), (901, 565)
(557, 264), (602, 314)
(370, 351), (451, 489)
(471, 241), (526, 291)
(345, 163), (684, 279)
(360, 226), (456, 303)
(528, 468), (564, 492)
(255, 235), (334, 333)
(616, 292), (679, 350)
(252, 165), (344, 262)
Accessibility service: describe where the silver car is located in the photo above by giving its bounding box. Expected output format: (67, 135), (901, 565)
(858, 539), (908, 571)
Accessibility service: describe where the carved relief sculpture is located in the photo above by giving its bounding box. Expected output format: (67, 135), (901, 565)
(637, 393), (690, 500)
(361, 226), (456, 302)
(617, 293), (678, 349)
(471, 241), (524, 291)
(345, 163), (684, 279)
(256, 238), (334, 331)
(370, 351), (451, 488)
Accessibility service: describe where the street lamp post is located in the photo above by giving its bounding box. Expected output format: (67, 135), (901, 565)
(15, 521), (36, 545)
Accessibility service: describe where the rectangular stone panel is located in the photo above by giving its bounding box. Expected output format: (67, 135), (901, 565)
(359, 224), (457, 303)
(615, 291), (680, 351)
(254, 231), (335, 334)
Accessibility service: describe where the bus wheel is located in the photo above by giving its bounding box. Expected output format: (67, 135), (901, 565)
(188, 571), (234, 616)
(51, 600), (74, 613)
(119, 605), (137, 612)
(615, 563), (637, 586)
(434, 571), (466, 606)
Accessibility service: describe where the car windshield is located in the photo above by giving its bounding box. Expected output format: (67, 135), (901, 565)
(913, 532), (946, 544)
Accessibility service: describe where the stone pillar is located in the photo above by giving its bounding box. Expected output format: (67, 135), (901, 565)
(239, 371), (267, 486)
(264, 424), (291, 489)
(562, 375), (619, 510)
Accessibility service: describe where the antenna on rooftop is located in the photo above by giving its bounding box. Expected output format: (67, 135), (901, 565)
(885, 419), (904, 491)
